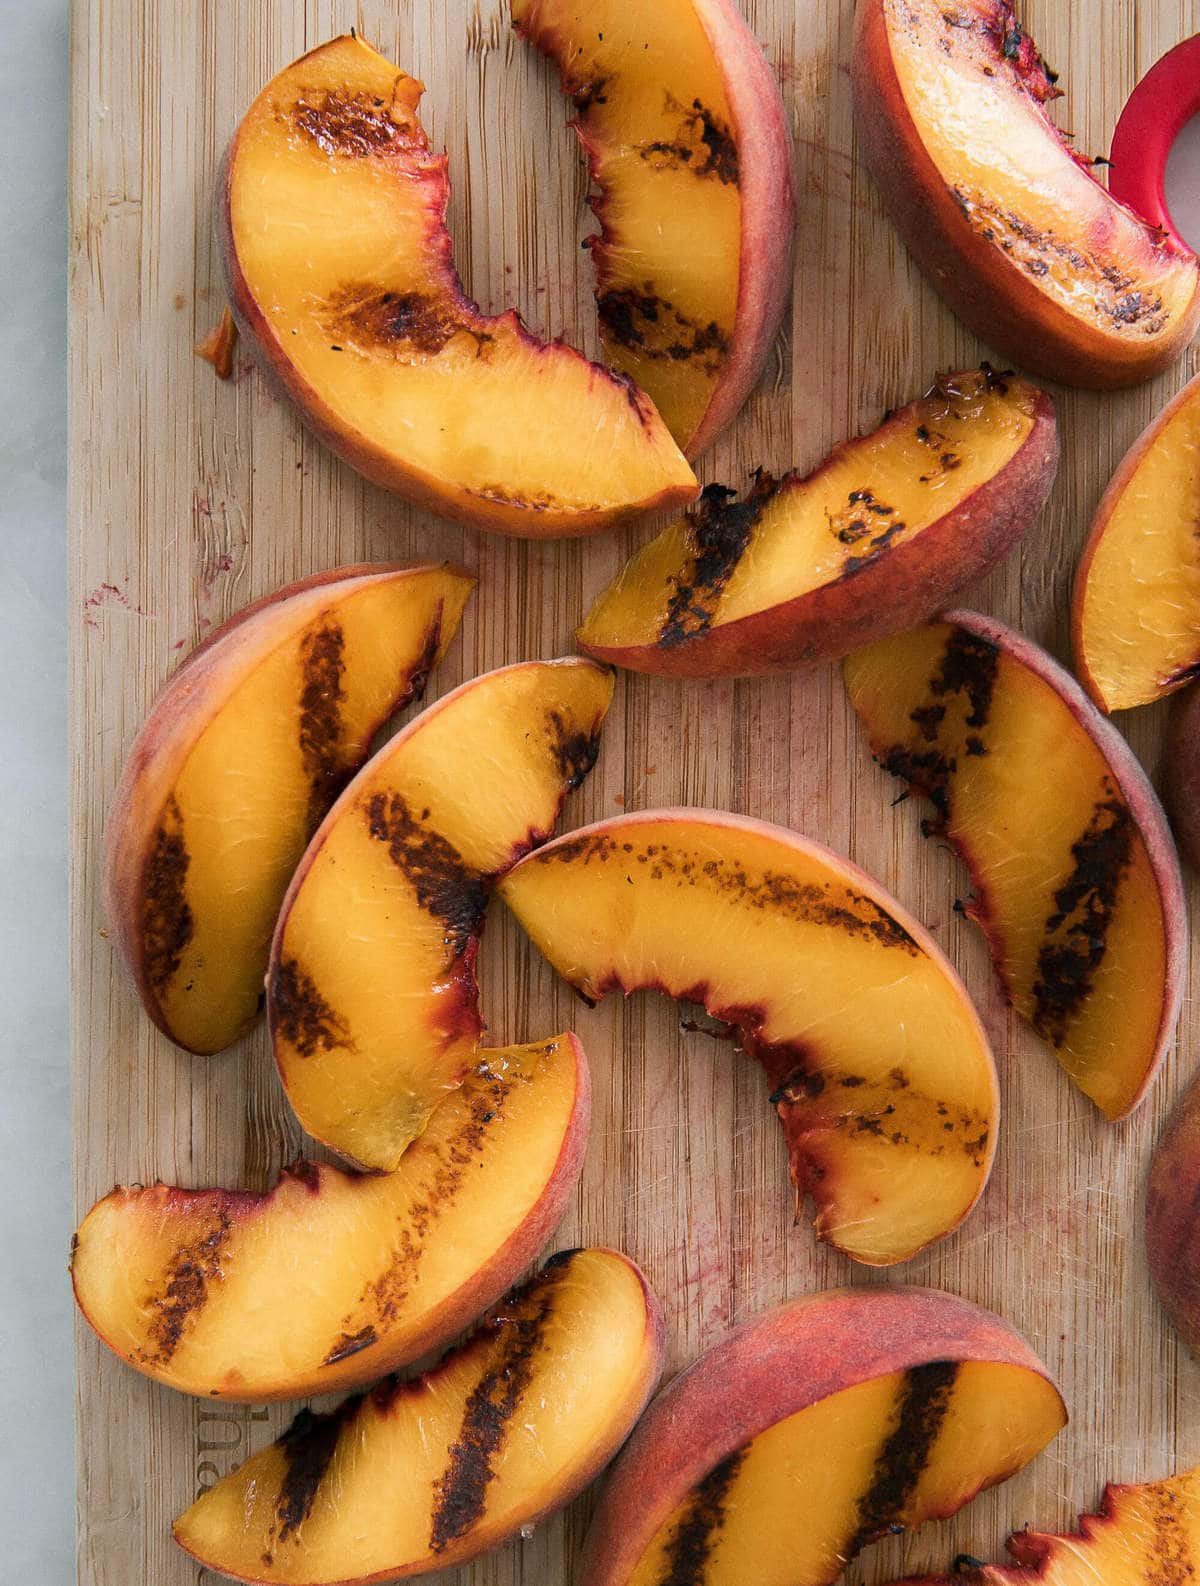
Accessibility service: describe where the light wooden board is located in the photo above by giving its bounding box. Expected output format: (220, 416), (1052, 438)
(68, 2), (1200, 1582)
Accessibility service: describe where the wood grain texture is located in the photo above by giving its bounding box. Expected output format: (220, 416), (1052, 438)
(68, 1), (1200, 1583)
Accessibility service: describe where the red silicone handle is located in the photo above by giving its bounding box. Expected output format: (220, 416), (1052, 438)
(1109, 33), (1200, 249)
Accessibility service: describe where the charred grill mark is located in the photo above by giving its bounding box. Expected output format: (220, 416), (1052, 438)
(639, 95), (739, 184)
(298, 622), (347, 827)
(322, 1325), (378, 1365)
(274, 1402), (355, 1543)
(271, 958), (353, 1057)
(530, 834), (919, 953)
(405, 617), (444, 706)
(597, 286), (729, 375)
(142, 795), (194, 994)
(951, 187), (1168, 332)
(769, 1066), (990, 1166)
(364, 792), (485, 950)
(325, 1064), (516, 1364)
(140, 1211), (231, 1365)
(428, 1257), (571, 1553)
(324, 285), (493, 360)
(659, 476), (776, 646)
(289, 87), (422, 159)
(571, 74), (609, 112)
(931, 627), (999, 730)
(547, 710), (602, 791)
(828, 487), (909, 577)
(1031, 791), (1134, 1047)
(1142, 1484), (1196, 1586)
(844, 1362), (959, 1559)
(656, 1448), (747, 1586)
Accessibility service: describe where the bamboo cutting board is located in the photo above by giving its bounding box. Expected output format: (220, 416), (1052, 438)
(68, 2), (1200, 1583)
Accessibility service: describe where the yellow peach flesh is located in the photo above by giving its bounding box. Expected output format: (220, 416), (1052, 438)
(627, 1362), (1065, 1586)
(845, 622), (1171, 1117)
(173, 1249), (660, 1585)
(581, 371), (1040, 649)
(227, 35), (695, 529)
(270, 659), (613, 1171)
(71, 1035), (585, 1400)
(1075, 377), (1200, 711)
(499, 813), (996, 1264)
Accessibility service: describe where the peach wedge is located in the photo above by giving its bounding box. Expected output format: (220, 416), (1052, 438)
(578, 367), (1056, 675)
(71, 1033), (588, 1402)
(498, 809), (998, 1265)
(221, 34), (697, 537)
(513, 0), (794, 457)
(1073, 373), (1200, 712)
(851, 0), (1200, 388)
(105, 562), (472, 1055)
(1146, 1070), (1200, 1356)
(173, 1249), (663, 1585)
(845, 611), (1186, 1119)
(1165, 685), (1200, 870)
(890, 1466), (1200, 1586)
(268, 657), (613, 1172)
(581, 1286), (1066, 1586)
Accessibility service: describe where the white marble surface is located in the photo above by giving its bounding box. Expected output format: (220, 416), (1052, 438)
(5, 2), (1198, 1580)
(1, 1), (71, 1581)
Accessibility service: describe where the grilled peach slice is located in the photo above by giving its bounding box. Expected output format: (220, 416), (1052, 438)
(173, 1249), (663, 1585)
(512, 0), (794, 457)
(105, 563), (472, 1055)
(1146, 1070), (1200, 1356)
(1073, 374), (1200, 711)
(499, 809), (998, 1265)
(578, 368), (1056, 675)
(71, 1033), (588, 1402)
(845, 611), (1186, 1119)
(1165, 684), (1200, 870)
(268, 658), (613, 1172)
(890, 1466), (1200, 1586)
(851, 0), (1200, 388)
(221, 34), (697, 537)
(581, 1286), (1066, 1586)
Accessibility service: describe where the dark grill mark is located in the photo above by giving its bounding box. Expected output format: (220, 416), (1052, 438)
(844, 1361), (959, 1560)
(405, 617), (445, 706)
(547, 710), (602, 790)
(298, 622), (347, 827)
(659, 476), (775, 646)
(428, 1257), (571, 1552)
(325, 285), (493, 360)
(274, 1402), (355, 1542)
(271, 958), (353, 1057)
(142, 795), (194, 993)
(290, 87), (420, 159)
(768, 1066), (990, 1168)
(324, 1062), (517, 1366)
(931, 627), (1000, 731)
(656, 1448), (747, 1585)
(640, 95), (739, 184)
(141, 1212), (231, 1365)
(364, 792), (485, 951)
(1031, 792), (1134, 1047)
(530, 834), (919, 954)
(597, 286), (728, 374)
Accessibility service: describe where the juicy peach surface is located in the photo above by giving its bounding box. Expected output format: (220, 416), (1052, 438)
(889, 1466), (1200, 1586)
(174, 1249), (663, 1585)
(71, 1033), (588, 1401)
(1073, 373), (1200, 711)
(578, 367), (1057, 675)
(498, 809), (998, 1265)
(581, 1286), (1066, 1586)
(513, 0), (794, 457)
(221, 34), (697, 536)
(845, 611), (1186, 1119)
(851, 0), (1200, 387)
(105, 563), (472, 1055)
(269, 658), (613, 1172)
